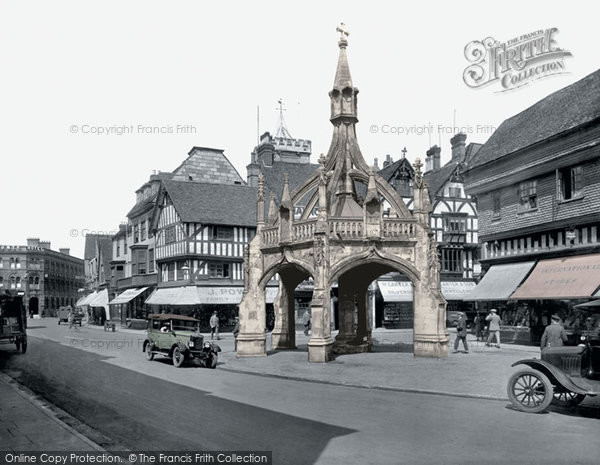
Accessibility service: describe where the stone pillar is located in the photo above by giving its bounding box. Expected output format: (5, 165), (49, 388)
(271, 278), (297, 350)
(356, 286), (371, 350)
(307, 287), (334, 362)
(333, 275), (355, 352)
(237, 285), (267, 357)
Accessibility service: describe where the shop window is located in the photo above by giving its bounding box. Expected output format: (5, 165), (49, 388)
(165, 226), (176, 244)
(492, 191), (501, 218)
(208, 262), (230, 278)
(441, 249), (463, 273)
(214, 226), (233, 241)
(558, 165), (583, 200)
(148, 249), (155, 273)
(518, 180), (537, 212)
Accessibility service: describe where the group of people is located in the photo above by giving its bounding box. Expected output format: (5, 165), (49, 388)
(453, 309), (502, 353)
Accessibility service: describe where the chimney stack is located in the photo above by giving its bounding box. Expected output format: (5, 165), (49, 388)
(59, 248), (70, 256)
(425, 145), (441, 171)
(373, 157), (379, 170)
(450, 133), (467, 163)
(383, 154), (393, 168)
(39, 241), (51, 249)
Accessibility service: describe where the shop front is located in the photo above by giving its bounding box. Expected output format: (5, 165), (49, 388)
(108, 287), (151, 329)
(145, 285), (279, 332)
(466, 254), (600, 345)
(376, 279), (476, 329)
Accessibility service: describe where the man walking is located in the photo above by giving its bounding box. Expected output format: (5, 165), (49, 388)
(540, 314), (567, 349)
(209, 311), (220, 340)
(453, 312), (469, 354)
(485, 308), (502, 348)
(302, 309), (311, 336)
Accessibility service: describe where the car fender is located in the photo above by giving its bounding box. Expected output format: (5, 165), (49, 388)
(511, 359), (594, 395)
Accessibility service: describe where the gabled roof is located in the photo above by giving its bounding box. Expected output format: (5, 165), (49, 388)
(127, 192), (158, 218)
(160, 180), (258, 227)
(377, 157), (414, 183)
(84, 234), (112, 260)
(261, 161), (319, 208)
(424, 162), (459, 198)
(470, 69), (600, 169)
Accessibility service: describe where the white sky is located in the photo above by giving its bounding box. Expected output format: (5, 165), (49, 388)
(1, 1), (598, 259)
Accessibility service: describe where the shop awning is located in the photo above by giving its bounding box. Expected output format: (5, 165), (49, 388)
(441, 281), (477, 300)
(463, 262), (535, 301)
(574, 299), (600, 309)
(76, 292), (97, 307)
(109, 287), (149, 305)
(377, 281), (413, 302)
(145, 286), (203, 306)
(510, 254), (600, 300)
(145, 286), (280, 306)
(87, 289), (108, 307)
(378, 280), (478, 302)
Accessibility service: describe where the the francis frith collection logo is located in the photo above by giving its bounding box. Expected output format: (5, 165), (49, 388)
(463, 28), (572, 91)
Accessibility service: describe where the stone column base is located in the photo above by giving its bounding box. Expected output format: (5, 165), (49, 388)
(333, 334), (372, 354)
(271, 330), (296, 350)
(413, 333), (449, 358)
(308, 337), (334, 362)
(236, 333), (267, 357)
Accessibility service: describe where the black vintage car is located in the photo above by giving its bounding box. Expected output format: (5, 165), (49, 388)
(143, 314), (220, 368)
(0, 293), (27, 353)
(507, 301), (600, 413)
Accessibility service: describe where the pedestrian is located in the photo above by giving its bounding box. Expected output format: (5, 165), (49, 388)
(474, 312), (484, 342)
(233, 317), (239, 351)
(452, 312), (469, 353)
(209, 311), (220, 340)
(485, 308), (502, 348)
(540, 314), (567, 350)
(67, 307), (75, 330)
(302, 309), (311, 336)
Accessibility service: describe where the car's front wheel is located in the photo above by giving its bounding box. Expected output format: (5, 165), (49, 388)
(552, 391), (586, 407)
(507, 369), (554, 413)
(172, 347), (184, 367)
(145, 343), (155, 361)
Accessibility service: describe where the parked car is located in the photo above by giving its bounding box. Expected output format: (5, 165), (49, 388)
(143, 314), (221, 368)
(507, 302), (600, 413)
(57, 306), (83, 326)
(0, 293), (27, 353)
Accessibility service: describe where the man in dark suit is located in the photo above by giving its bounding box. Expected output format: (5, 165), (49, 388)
(540, 314), (568, 349)
(452, 312), (469, 354)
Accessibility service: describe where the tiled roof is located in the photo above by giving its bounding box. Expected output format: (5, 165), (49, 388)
(424, 162), (459, 198)
(469, 69), (600, 169)
(162, 180), (258, 227)
(127, 193), (158, 218)
(261, 161), (319, 208)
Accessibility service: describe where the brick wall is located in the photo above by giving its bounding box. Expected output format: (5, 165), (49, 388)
(479, 153), (600, 237)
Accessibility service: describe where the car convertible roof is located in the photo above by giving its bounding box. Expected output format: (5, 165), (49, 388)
(147, 313), (199, 322)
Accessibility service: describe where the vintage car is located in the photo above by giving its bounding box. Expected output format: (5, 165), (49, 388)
(142, 313), (220, 368)
(507, 301), (600, 413)
(57, 306), (83, 326)
(0, 293), (27, 353)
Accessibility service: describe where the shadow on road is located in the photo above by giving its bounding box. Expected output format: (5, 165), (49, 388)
(1, 337), (356, 464)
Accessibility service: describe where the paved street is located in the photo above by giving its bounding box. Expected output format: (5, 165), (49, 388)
(1, 318), (599, 464)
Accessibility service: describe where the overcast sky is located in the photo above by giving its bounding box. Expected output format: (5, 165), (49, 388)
(1, 1), (598, 258)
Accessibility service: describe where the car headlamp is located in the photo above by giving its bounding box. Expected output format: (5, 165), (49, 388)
(189, 341), (194, 347)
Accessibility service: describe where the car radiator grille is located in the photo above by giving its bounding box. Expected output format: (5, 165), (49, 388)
(561, 356), (581, 375)
(190, 336), (204, 349)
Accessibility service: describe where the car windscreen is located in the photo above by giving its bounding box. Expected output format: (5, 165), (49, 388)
(171, 320), (198, 331)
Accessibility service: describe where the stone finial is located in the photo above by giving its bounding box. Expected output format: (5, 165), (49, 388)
(336, 22), (349, 43)
(413, 157), (423, 189)
(257, 174), (264, 202)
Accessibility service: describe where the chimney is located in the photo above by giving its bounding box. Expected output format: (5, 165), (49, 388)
(27, 238), (40, 247)
(39, 241), (51, 249)
(373, 157), (379, 170)
(59, 248), (70, 256)
(426, 145), (441, 171)
(383, 154), (393, 168)
(450, 133), (467, 163)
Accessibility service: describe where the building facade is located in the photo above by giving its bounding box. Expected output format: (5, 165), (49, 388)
(0, 238), (84, 316)
(463, 69), (600, 344)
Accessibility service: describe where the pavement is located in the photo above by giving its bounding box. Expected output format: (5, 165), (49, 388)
(0, 371), (104, 451)
(2, 318), (599, 452)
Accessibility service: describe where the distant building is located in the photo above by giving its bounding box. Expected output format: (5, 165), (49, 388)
(0, 238), (83, 316)
(373, 135), (482, 328)
(463, 68), (600, 345)
(109, 147), (244, 327)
